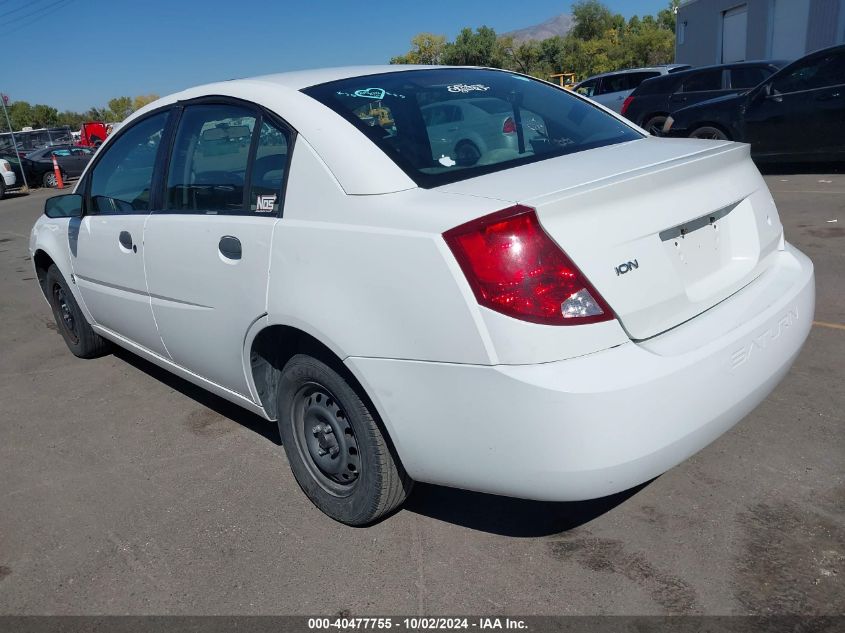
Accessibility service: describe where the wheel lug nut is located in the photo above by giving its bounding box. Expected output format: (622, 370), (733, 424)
(312, 425), (321, 436)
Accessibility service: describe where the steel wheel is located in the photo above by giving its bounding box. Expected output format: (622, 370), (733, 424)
(291, 382), (361, 497)
(52, 282), (79, 345)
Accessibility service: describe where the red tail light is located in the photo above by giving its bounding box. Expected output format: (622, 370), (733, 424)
(620, 95), (634, 116)
(443, 206), (614, 325)
(502, 117), (516, 134)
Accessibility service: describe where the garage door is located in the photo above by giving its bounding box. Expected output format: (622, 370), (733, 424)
(722, 5), (748, 63)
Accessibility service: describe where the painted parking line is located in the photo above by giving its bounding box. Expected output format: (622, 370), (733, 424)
(813, 320), (845, 331)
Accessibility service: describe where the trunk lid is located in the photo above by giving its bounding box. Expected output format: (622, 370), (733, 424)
(439, 137), (784, 340)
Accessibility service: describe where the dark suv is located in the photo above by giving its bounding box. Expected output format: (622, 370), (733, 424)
(622, 60), (787, 134)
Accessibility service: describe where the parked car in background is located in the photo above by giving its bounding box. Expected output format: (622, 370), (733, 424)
(26, 145), (94, 186)
(623, 60), (787, 134)
(0, 152), (59, 189)
(31, 66), (813, 525)
(573, 64), (690, 113)
(421, 98), (546, 166)
(0, 158), (16, 198)
(663, 44), (845, 161)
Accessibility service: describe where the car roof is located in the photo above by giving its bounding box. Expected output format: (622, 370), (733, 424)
(235, 65), (437, 91)
(89, 65), (479, 196)
(578, 64), (689, 82)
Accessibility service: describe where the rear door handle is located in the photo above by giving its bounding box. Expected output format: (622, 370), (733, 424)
(218, 235), (242, 260)
(816, 92), (841, 101)
(118, 231), (136, 252)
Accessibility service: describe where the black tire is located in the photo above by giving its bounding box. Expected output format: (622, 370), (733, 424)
(643, 115), (668, 136)
(0, 180), (5, 200)
(44, 264), (111, 358)
(454, 140), (481, 167)
(42, 171), (66, 188)
(690, 126), (729, 141)
(277, 354), (412, 525)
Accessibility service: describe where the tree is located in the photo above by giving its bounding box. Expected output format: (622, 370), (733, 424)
(86, 106), (110, 121)
(57, 111), (86, 129)
(133, 94), (160, 111)
(31, 104), (59, 128)
(390, 33), (447, 65)
(657, 0), (680, 33)
(443, 26), (504, 67)
(7, 101), (33, 130)
(571, 0), (616, 41)
(107, 96), (134, 122)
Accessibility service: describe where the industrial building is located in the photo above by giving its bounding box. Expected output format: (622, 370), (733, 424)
(676, 0), (845, 65)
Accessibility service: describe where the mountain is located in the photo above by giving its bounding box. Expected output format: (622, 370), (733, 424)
(502, 13), (575, 43)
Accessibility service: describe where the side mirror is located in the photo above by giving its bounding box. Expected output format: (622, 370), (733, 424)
(44, 193), (83, 219)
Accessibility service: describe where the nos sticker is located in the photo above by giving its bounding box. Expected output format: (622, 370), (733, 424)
(255, 194), (277, 212)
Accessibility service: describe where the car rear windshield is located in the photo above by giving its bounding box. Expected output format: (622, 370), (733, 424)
(302, 69), (643, 188)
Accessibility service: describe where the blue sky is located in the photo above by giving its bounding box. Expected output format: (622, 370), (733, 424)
(3, 0), (669, 112)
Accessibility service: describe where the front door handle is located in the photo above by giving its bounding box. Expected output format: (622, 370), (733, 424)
(816, 91), (841, 102)
(218, 235), (242, 260)
(118, 231), (136, 252)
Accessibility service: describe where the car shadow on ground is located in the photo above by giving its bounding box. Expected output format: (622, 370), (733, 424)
(403, 481), (651, 537)
(112, 347), (282, 445)
(111, 347), (650, 536)
(0, 191), (31, 200)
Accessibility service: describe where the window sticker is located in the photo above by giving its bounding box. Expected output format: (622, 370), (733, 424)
(336, 88), (406, 100)
(447, 83), (491, 93)
(438, 155), (456, 167)
(255, 194), (277, 212)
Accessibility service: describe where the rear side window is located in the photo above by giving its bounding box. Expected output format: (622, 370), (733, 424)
(165, 105), (257, 213)
(730, 67), (771, 89)
(89, 112), (167, 214)
(681, 70), (723, 92)
(303, 69), (642, 188)
(632, 75), (675, 96)
(600, 72), (660, 94)
(249, 120), (291, 215)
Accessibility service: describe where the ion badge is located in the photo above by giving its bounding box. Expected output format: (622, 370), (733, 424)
(255, 194), (277, 212)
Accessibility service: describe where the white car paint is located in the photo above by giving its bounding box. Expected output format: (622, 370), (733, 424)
(30, 66), (814, 505)
(1, 159), (16, 189)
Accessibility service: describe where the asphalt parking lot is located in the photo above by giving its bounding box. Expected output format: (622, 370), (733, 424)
(0, 172), (842, 616)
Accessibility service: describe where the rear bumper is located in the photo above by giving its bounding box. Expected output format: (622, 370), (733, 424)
(2, 171), (15, 187)
(346, 244), (814, 501)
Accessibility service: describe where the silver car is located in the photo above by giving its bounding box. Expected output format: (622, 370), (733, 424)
(574, 65), (690, 113)
(422, 98), (546, 166)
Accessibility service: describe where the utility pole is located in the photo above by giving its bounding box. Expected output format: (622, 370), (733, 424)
(0, 93), (28, 191)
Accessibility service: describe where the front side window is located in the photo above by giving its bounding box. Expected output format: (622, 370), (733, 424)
(166, 104), (257, 213)
(304, 69), (642, 188)
(772, 51), (845, 94)
(89, 111), (167, 214)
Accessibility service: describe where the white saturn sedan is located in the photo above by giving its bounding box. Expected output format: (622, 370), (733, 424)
(30, 66), (815, 525)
